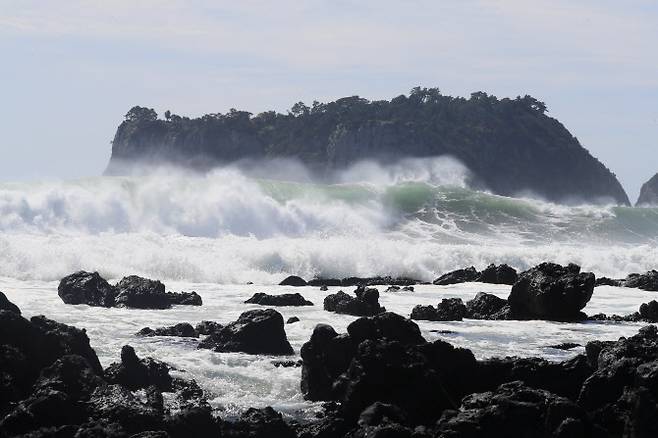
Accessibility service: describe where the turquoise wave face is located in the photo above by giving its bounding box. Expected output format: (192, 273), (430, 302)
(257, 178), (658, 245)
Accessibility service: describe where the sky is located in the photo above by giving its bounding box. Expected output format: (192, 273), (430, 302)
(0, 0), (657, 201)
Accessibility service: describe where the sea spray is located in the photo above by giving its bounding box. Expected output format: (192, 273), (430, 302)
(0, 162), (656, 282)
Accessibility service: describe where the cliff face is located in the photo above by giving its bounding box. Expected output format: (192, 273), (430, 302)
(106, 90), (630, 205)
(637, 174), (658, 206)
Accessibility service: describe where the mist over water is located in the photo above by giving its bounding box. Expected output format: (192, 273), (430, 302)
(1, 157), (657, 283)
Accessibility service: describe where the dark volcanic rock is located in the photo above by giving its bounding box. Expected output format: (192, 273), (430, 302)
(410, 298), (466, 321)
(0, 355), (105, 434)
(432, 266), (479, 285)
(279, 275), (307, 287)
(549, 342), (581, 350)
(636, 173), (658, 206)
(114, 275), (169, 309)
(165, 291), (202, 306)
(640, 300), (658, 322)
(300, 324), (356, 401)
(308, 278), (343, 287)
(595, 277), (624, 287)
(58, 271), (117, 307)
(198, 309), (294, 355)
(245, 292), (314, 306)
(104, 345), (173, 392)
(508, 262), (594, 321)
(29, 315), (104, 375)
(624, 270), (658, 291)
(195, 320), (223, 335)
(323, 288), (385, 316)
(221, 406), (296, 438)
(436, 381), (590, 438)
(0, 291), (20, 314)
(137, 323), (198, 338)
(577, 325), (658, 437)
(88, 384), (164, 434)
(465, 292), (511, 320)
(286, 316), (300, 324)
(477, 263), (518, 285)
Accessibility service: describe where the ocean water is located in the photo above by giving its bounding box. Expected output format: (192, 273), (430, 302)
(1, 159), (657, 419)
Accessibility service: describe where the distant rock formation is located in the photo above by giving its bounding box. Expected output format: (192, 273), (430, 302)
(636, 173), (658, 206)
(106, 88), (630, 205)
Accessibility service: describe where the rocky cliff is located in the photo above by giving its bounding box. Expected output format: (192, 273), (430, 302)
(637, 173), (658, 206)
(106, 88), (630, 205)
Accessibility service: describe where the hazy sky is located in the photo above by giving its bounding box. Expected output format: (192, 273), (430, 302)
(1, 0), (657, 200)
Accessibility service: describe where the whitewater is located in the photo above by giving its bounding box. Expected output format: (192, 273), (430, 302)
(2, 158), (658, 419)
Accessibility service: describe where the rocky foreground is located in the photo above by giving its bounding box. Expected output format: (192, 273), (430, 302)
(3, 263), (658, 437)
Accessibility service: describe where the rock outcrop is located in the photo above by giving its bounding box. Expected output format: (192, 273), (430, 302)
(323, 287), (385, 316)
(136, 323), (199, 338)
(245, 292), (313, 306)
(410, 298), (467, 321)
(197, 309), (294, 355)
(106, 90), (631, 205)
(508, 262), (595, 321)
(636, 173), (658, 206)
(57, 271), (202, 309)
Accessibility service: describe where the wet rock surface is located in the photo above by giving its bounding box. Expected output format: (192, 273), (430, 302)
(508, 262), (595, 321)
(137, 322), (199, 338)
(245, 292), (314, 306)
(323, 287), (385, 316)
(410, 298), (467, 321)
(197, 308), (294, 355)
(57, 272), (202, 309)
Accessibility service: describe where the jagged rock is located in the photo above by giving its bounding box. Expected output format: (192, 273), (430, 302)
(577, 325), (658, 437)
(508, 262), (594, 321)
(595, 277), (624, 287)
(465, 292), (510, 320)
(279, 275), (307, 286)
(0, 291), (20, 314)
(477, 354), (593, 401)
(435, 297), (467, 321)
(165, 291), (202, 306)
(346, 312), (426, 346)
(197, 309), (293, 355)
(245, 292), (313, 306)
(637, 173), (658, 206)
(29, 315), (104, 375)
(436, 381), (590, 438)
(477, 263), (518, 285)
(136, 323), (198, 338)
(624, 270), (658, 291)
(272, 359), (303, 368)
(323, 288), (385, 316)
(221, 406), (296, 438)
(587, 312), (642, 322)
(300, 324), (356, 401)
(57, 271), (117, 307)
(549, 342), (581, 350)
(88, 384), (164, 434)
(640, 301), (658, 322)
(319, 285), (329, 291)
(104, 345), (173, 392)
(385, 285), (401, 293)
(286, 316), (300, 324)
(410, 298), (466, 321)
(114, 276), (170, 309)
(432, 267), (479, 285)
(195, 321), (223, 336)
(0, 355), (104, 434)
(307, 278), (343, 287)
(333, 338), (478, 423)
(410, 305), (439, 321)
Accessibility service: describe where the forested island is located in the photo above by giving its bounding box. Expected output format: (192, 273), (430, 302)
(107, 88), (629, 205)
